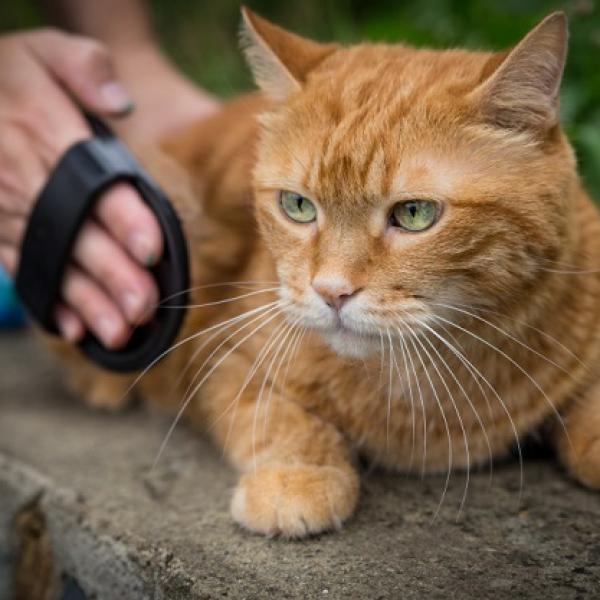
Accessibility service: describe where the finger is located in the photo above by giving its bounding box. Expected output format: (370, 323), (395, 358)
(0, 116), (49, 209)
(61, 265), (131, 349)
(0, 243), (18, 274)
(94, 182), (163, 266)
(54, 303), (85, 343)
(72, 218), (158, 324)
(27, 29), (134, 116)
(0, 215), (25, 247)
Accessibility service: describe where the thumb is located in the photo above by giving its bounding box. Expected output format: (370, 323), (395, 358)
(27, 28), (134, 116)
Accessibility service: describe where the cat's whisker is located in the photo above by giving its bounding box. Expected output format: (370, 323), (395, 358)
(250, 321), (291, 470)
(218, 317), (292, 454)
(396, 329), (418, 474)
(155, 280), (281, 307)
(385, 329), (394, 452)
(162, 306), (287, 463)
(440, 300), (588, 372)
(401, 322), (453, 519)
(538, 256), (591, 269)
(386, 329), (418, 473)
(152, 304), (288, 470)
(179, 301), (285, 406)
(428, 314), (523, 501)
(424, 313), (495, 425)
(536, 256), (600, 274)
(120, 299), (283, 404)
(433, 313), (573, 454)
(417, 320), (495, 511)
(396, 326), (428, 478)
(409, 326), (472, 518)
(378, 331), (385, 389)
(252, 319), (300, 470)
(263, 320), (305, 437)
(172, 297), (283, 394)
(281, 326), (307, 392)
(538, 267), (600, 274)
(386, 331), (409, 464)
(432, 302), (575, 377)
(412, 317), (494, 472)
(182, 286), (280, 309)
(432, 318), (467, 356)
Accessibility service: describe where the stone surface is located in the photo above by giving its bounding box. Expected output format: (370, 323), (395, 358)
(1, 331), (600, 599)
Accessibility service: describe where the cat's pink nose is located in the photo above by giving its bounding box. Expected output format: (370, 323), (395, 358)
(312, 276), (359, 311)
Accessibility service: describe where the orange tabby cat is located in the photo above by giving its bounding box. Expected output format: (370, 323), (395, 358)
(55, 8), (600, 538)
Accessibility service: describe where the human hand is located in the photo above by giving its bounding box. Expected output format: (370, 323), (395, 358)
(0, 28), (163, 349)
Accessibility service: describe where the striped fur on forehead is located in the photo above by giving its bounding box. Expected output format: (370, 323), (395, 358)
(255, 106), (569, 217)
(253, 49), (569, 211)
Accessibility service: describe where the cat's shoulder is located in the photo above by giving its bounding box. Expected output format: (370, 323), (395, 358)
(161, 92), (271, 168)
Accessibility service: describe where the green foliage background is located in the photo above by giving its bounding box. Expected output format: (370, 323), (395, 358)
(2, 0), (600, 199)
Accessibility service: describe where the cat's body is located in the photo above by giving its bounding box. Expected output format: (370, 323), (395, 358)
(56, 10), (600, 537)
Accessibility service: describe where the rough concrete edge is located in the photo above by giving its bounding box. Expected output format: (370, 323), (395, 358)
(0, 452), (196, 600)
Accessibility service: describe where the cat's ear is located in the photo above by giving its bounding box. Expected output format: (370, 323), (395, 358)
(471, 12), (568, 131)
(240, 7), (338, 100)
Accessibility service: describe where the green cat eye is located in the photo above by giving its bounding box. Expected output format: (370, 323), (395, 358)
(280, 191), (317, 223)
(391, 200), (438, 232)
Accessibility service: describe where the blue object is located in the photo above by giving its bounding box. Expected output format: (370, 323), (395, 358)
(0, 266), (26, 328)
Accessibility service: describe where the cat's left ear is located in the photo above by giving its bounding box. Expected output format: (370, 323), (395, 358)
(471, 12), (568, 132)
(240, 7), (338, 100)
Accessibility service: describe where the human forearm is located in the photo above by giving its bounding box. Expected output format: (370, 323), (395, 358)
(39, 0), (220, 143)
(40, 0), (154, 49)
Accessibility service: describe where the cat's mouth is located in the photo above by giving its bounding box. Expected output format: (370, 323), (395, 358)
(319, 323), (382, 358)
(305, 305), (395, 342)
(334, 321), (379, 339)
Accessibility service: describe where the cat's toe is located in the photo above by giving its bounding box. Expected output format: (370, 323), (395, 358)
(67, 368), (132, 411)
(230, 463), (359, 538)
(564, 437), (600, 489)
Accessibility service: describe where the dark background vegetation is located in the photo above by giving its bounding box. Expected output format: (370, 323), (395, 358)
(2, 0), (600, 198)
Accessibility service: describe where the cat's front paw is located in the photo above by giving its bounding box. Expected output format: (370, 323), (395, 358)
(231, 463), (359, 538)
(66, 366), (132, 411)
(563, 436), (600, 489)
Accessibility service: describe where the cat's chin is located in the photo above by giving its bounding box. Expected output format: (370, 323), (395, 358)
(319, 327), (381, 359)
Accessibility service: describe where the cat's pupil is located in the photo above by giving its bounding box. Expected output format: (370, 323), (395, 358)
(391, 199), (437, 231)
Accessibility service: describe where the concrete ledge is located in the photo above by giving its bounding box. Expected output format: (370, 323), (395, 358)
(1, 332), (600, 599)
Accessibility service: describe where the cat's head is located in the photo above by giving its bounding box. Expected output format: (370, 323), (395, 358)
(242, 8), (577, 358)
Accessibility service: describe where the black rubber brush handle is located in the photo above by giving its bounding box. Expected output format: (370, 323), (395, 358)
(16, 115), (189, 372)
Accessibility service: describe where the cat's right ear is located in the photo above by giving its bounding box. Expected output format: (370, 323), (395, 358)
(240, 7), (338, 100)
(470, 12), (568, 132)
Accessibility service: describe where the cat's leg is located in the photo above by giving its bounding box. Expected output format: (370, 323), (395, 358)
(66, 360), (134, 410)
(45, 335), (134, 410)
(554, 381), (600, 489)
(206, 377), (359, 538)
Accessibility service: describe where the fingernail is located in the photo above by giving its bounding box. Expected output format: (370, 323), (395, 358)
(140, 298), (156, 323)
(58, 314), (80, 343)
(100, 82), (135, 114)
(122, 290), (143, 322)
(96, 316), (121, 347)
(129, 231), (158, 267)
